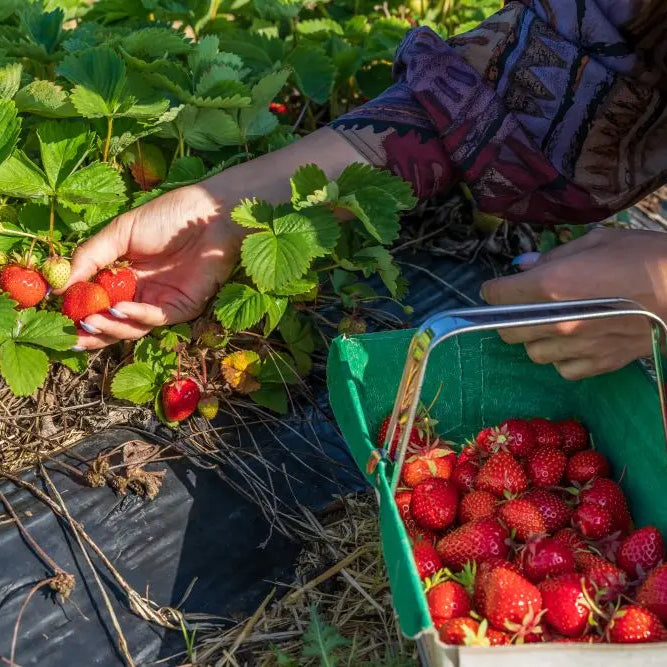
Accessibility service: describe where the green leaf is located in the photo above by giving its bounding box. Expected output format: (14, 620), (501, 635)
(0, 100), (20, 166)
(337, 163), (416, 209)
(296, 19), (343, 36)
(231, 198), (273, 230)
(273, 276), (318, 296)
(278, 308), (314, 375)
(179, 106), (242, 150)
(0, 151), (49, 200)
(302, 606), (349, 663)
(121, 27), (191, 60)
(238, 68), (290, 132)
(111, 362), (159, 404)
(57, 162), (126, 207)
(19, 5), (64, 55)
(254, 0), (305, 20)
(290, 164), (327, 206)
(286, 45), (335, 105)
(0, 341), (49, 397)
(258, 351), (299, 385)
(50, 349), (88, 374)
(339, 187), (400, 244)
(59, 47), (127, 117)
(14, 309), (77, 351)
(0, 62), (22, 100)
(214, 283), (269, 332)
(36, 120), (93, 189)
(14, 80), (78, 118)
(0, 292), (18, 336)
(263, 295), (288, 335)
(166, 156), (206, 184)
(250, 383), (287, 414)
(354, 246), (401, 296)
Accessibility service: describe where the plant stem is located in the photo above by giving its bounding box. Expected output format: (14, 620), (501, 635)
(48, 197), (55, 255)
(103, 116), (114, 162)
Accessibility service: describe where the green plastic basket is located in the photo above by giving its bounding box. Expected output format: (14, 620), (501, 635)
(327, 299), (667, 666)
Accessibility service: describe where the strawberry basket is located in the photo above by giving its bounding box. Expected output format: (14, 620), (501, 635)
(326, 298), (667, 666)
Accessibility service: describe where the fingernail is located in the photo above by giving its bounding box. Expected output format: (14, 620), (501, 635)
(71, 345), (85, 352)
(80, 321), (101, 335)
(479, 284), (488, 302)
(511, 252), (541, 268)
(45, 288), (52, 298)
(109, 307), (127, 319)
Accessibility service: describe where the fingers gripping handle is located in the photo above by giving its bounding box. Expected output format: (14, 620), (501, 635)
(383, 298), (667, 494)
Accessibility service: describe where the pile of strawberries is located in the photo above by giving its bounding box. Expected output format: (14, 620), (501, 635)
(382, 413), (667, 645)
(0, 254), (136, 324)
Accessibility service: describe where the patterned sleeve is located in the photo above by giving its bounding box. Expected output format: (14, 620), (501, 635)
(329, 0), (667, 225)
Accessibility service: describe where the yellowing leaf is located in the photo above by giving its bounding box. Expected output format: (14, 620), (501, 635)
(221, 350), (262, 394)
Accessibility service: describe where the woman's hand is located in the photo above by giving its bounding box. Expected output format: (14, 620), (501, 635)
(63, 183), (245, 349)
(480, 228), (667, 380)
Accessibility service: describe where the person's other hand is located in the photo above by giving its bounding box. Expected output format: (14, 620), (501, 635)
(62, 183), (244, 350)
(480, 228), (667, 380)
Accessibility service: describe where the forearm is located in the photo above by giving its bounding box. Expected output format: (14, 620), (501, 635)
(201, 127), (369, 214)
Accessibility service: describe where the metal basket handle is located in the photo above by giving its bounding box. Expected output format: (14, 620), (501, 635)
(384, 297), (667, 494)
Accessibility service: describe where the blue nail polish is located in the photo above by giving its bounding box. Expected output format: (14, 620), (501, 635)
(80, 321), (101, 335)
(109, 307), (127, 319)
(71, 345), (85, 352)
(511, 252), (541, 268)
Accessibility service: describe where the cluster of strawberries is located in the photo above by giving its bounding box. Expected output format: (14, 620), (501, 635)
(0, 255), (136, 325)
(381, 414), (667, 645)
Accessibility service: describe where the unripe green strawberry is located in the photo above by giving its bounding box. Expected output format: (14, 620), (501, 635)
(199, 323), (225, 349)
(197, 395), (219, 419)
(42, 256), (71, 289)
(338, 315), (366, 335)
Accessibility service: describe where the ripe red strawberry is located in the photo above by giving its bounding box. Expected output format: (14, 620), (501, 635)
(410, 478), (458, 531)
(473, 557), (521, 615)
(580, 478), (631, 534)
(0, 264), (47, 308)
(554, 527), (587, 552)
(608, 604), (665, 643)
(498, 499), (546, 542)
(482, 419), (536, 457)
(401, 443), (455, 488)
(438, 616), (479, 645)
(395, 489), (413, 523)
(483, 567), (543, 632)
(475, 451), (527, 497)
(436, 518), (509, 571)
(530, 417), (562, 449)
(617, 526), (665, 579)
(62, 281), (111, 325)
(575, 550), (612, 572)
(413, 537), (442, 581)
(566, 450), (610, 485)
(558, 419), (589, 454)
(377, 413), (427, 457)
(396, 489), (435, 541)
(526, 446), (567, 488)
(93, 266), (137, 305)
(538, 573), (591, 637)
(457, 443), (479, 465)
(572, 503), (613, 539)
(458, 490), (497, 524)
(586, 561), (627, 601)
(269, 101), (288, 115)
(161, 377), (200, 422)
(485, 628), (511, 645)
(451, 461), (478, 494)
(637, 564), (667, 623)
(521, 536), (576, 583)
(426, 579), (471, 628)
(523, 489), (572, 533)
(474, 426), (495, 453)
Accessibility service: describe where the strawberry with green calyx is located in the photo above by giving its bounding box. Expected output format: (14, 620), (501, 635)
(94, 264), (137, 305)
(62, 281), (111, 326)
(401, 441), (456, 488)
(617, 526), (666, 579)
(438, 616), (481, 645)
(197, 394), (219, 420)
(475, 451), (528, 497)
(410, 478), (458, 531)
(436, 517), (510, 571)
(607, 604), (665, 643)
(41, 255), (71, 290)
(498, 498), (547, 543)
(0, 251), (48, 308)
(538, 573), (597, 638)
(337, 314), (366, 335)
(478, 419), (536, 458)
(377, 402), (438, 458)
(161, 348), (201, 423)
(424, 569), (472, 627)
(566, 450), (611, 485)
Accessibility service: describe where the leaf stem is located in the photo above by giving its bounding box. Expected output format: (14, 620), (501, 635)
(48, 197), (55, 255)
(103, 116), (114, 162)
